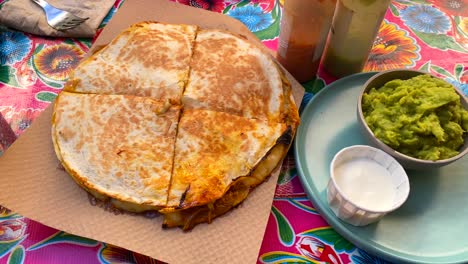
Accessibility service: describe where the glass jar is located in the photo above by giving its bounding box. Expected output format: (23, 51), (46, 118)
(277, 0), (337, 83)
(321, 0), (391, 78)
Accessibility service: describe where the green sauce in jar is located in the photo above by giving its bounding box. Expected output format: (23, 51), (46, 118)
(362, 74), (468, 160)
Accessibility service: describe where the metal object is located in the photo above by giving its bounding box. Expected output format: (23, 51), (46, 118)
(30, 0), (89, 31)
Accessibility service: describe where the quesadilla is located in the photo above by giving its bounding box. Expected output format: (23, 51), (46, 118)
(52, 91), (181, 211)
(52, 22), (300, 230)
(161, 109), (292, 230)
(65, 22), (197, 103)
(183, 29), (286, 123)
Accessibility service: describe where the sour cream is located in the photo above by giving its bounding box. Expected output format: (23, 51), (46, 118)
(333, 158), (396, 211)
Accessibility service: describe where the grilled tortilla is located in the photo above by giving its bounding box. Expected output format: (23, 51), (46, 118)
(52, 91), (181, 210)
(166, 109), (287, 209)
(161, 62), (298, 230)
(53, 22), (299, 230)
(64, 22), (197, 103)
(183, 29), (285, 122)
(161, 109), (292, 230)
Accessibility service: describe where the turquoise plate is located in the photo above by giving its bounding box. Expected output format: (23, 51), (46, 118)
(294, 72), (468, 264)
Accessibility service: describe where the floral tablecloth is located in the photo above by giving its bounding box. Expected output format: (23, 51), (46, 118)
(0, 0), (467, 263)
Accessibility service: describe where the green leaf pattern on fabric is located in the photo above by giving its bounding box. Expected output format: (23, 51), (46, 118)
(302, 78), (326, 94)
(300, 227), (355, 253)
(390, 4), (399, 16)
(28, 231), (98, 251)
(0, 238), (25, 258)
(455, 64), (463, 80)
(35, 91), (57, 103)
(419, 60), (431, 72)
(412, 31), (467, 53)
(277, 168), (297, 185)
(236, 0), (250, 8)
(431, 64), (456, 79)
(0, 65), (19, 88)
(287, 199), (318, 215)
(271, 206), (295, 247)
(254, 12), (281, 41)
(260, 252), (319, 264)
(7, 246), (25, 264)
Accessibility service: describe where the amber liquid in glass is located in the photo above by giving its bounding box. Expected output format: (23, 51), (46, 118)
(277, 0), (336, 83)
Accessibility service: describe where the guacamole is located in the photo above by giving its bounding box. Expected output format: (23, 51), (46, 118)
(362, 74), (468, 161)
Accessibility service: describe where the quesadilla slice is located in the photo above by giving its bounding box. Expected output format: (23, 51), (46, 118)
(161, 108), (293, 230)
(182, 29), (286, 122)
(52, 91), (181, 211)
(65, 22), (197, 103)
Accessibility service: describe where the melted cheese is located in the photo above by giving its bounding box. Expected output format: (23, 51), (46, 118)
(161, 142), (290, 230)
(165, 109), (287, 209)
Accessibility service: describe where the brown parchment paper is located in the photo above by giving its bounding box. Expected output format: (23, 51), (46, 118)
(0, 0), (304, 263)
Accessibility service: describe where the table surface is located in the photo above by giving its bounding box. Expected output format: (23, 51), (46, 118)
(0, 0), (467, 263)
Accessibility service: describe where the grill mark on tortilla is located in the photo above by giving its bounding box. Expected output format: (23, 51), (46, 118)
(183, 29), (283, 123)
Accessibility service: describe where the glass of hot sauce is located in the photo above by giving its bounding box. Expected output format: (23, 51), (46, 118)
(277, 0), (337, 83)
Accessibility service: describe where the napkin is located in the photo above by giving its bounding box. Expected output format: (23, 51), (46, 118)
(0, 0), (116, 38)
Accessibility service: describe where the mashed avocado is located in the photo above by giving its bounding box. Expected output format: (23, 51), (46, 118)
(362, 74), (468, 161)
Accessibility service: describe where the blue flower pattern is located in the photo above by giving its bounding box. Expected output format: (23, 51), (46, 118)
(299, 92), (314, 114)
(228, 5), (273, 32)
(0, 31), (31, 65)
(445, 78), (468, 96)
(400, 5), (451, 34)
